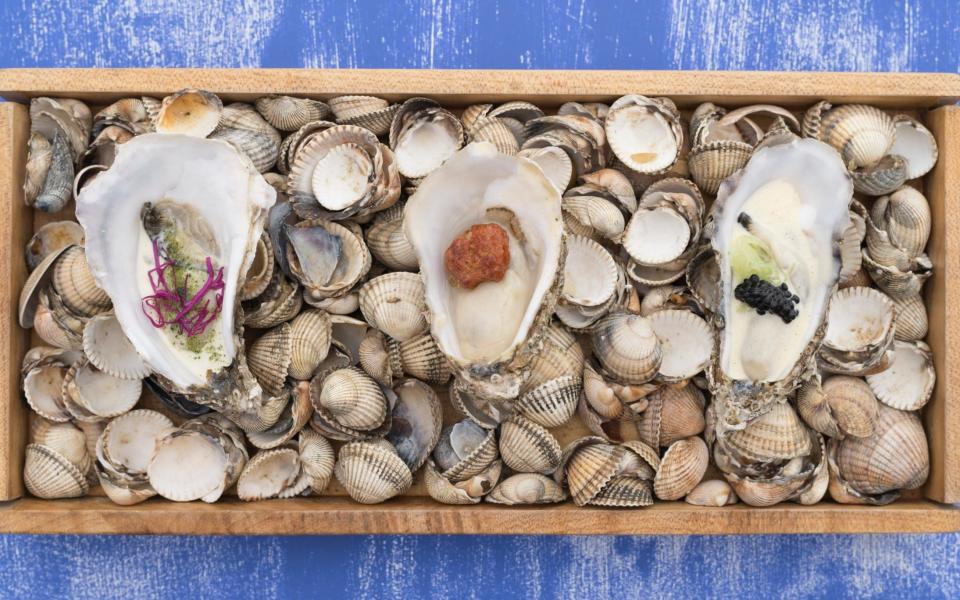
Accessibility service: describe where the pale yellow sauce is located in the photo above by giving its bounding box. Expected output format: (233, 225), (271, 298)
(722, 179), (829, 382)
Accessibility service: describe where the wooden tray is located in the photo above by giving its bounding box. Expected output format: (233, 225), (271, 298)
(0, 69), (958, 535)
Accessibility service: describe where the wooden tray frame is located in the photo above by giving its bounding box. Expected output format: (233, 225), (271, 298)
(0, 69), (958, 535)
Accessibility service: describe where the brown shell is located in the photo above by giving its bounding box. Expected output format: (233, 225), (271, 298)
(653, 436), (708, 500)
(835, 405), (928, 495)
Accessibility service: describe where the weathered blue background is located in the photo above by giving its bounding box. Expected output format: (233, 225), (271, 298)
(1, 0), (958, 598)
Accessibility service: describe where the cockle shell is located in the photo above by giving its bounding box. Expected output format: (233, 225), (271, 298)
(818, 286), (895, 376)
(311, 366), (388, 433)
(61, 358), (142, 421)
(365, 203), (418, 271)
(389, 97), (464, 179)
(834, 405), (928, 496)
(889, 115), (938, 179)
(237, 448), (303, 501)
(247, 381), (314, 450)
(433, 419), (499, 482)
(605, 95), (683, 174)
(386, 378), (443, 472)
(653, 437), (708, 500)
(515, 375), (580, 429)
(255, 95), (331, 132)
(24, 443), (89, 499)
(648, 309), (713, 382)
(591, 311), (662, 385)
(866, 340), (935, 411)
(805, 102), (895, 170)
(425, 459), (502, 505)
(685, 479), (738, 506)
(821, 375), (879, 438)
(25, 221), (84, 272)
(498, 416), (562, 474)
(724, 402), (811, 463)
(359, 272), (428, 342)
(486, 473), (567, 505)
(81, 313), (151, 380)
(335, 440), (413, 504)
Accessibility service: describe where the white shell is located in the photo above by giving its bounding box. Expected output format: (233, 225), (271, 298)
(866, 341), (935, 411)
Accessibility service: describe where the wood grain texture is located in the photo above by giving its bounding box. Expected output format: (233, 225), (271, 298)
(0, 497), (957, 536)
(0, 103), (30, 501)
(925, 105), (960, 503)
(1, 68), (959, 107)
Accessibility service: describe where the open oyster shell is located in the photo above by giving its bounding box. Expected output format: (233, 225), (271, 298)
(704, 137), (853, 427)
(404, 142), (564, 400)
(76, 133), (276, 410)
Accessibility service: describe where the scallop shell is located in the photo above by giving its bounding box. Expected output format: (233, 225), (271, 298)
(486, 473), (567, 505)
(255, 95), (331, 131)
(23, 443), (90, 499)
(359, 272), (428, 342)
(866, 341), (935, 411)
(237, 448), (301, 501)
(821, 376), (879, 438)
(155, 89), (223, 137)
(499, 416), (562, 475)
(247, 322), (294, 396)
(685, 479), (738, 506)
(82, 313), (151, 380)
(835, 405), (929, 495)
(591, 312), (662, 385)
(335, 440), (413, 504)
(724, 402), (812, 463)
(515, 375), (580, 429)
(653, 437), (708, 500)
(468, 117), (519, 155)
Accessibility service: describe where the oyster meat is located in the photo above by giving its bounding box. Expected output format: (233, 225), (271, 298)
(404, 142), (564, 399)
(76, 133), (276, 405)
(706, 138), (852, 423)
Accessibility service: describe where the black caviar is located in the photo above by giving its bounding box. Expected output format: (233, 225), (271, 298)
(734, 275), (800, 323)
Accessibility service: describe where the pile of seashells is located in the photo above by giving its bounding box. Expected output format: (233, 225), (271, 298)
(18, 90), (937, 508)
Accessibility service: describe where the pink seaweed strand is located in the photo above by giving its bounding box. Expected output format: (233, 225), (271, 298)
(140, 237), (225, 338)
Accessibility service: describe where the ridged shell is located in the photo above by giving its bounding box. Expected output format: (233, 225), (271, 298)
(23, 443), (89, 499)
(561, 194), (625, 242)
(23, 363), (72, 422)
(298, 429), (335, 494)
(499, 416), (562, 475)
(589, 476), (654, 507)
(875, 187), (932, 258)
(82, 313), (151, 380)
(835, 405), (929, 495)
(255, 95), (331, 131)
(821, 376), (879, 438)
(518, 147), (574, 193)
(244, 274), (304, 329)
(99, 409), (173, 475)
(591, 312), (662, 385)
(247, 323), (293, 396)
(658, 384), (706, 446)
(653, 436), (708, 500)
(468, 117), (519, 155)
(866, 341), (935, 411)
(33, 302), (80, 350)
(486, 473), (567, 505)
(312, 367), (387, 431)
(816, 104), (895, 169)
(424, 459), (482, 505)
(851, 155), (907, 196)
(436, 422), (499, 482)
(359, 272), (428, 342)
(397, 333), (453, 385)
(688, 140), (753, 195)
(30, 418), (88, 470)
(605, 95), (682, 174)
(366, 210), (418, 271)
(892, 292), (928, 341)
(561, 438), (624, 506)
(248, 382), (314, 450)
(559, 234), (619, 310)
(328, 95), (389, 121)
(340, 104), (401, 137)
(237, 448), (301, 501)
(286, 219), (372, 301)
(334, 441), (413, 504)
(648, 310), (713, 382)
(61, 359), (142, 421)
(52, 246), (111, 317)
(389, 98), (464, 178)
(288, 309), (332, 380)
(796, 375), (840, 438)
(239, 234), (276, 301)
(685, 479), (738, 506)
(516, 375), (580, 429)
(387, 378), (443, 472)
(522, 323), (584, 393)
(724, 403), (812, 462)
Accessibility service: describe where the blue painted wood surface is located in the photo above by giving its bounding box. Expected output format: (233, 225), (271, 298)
(1, 1), (958, 598)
